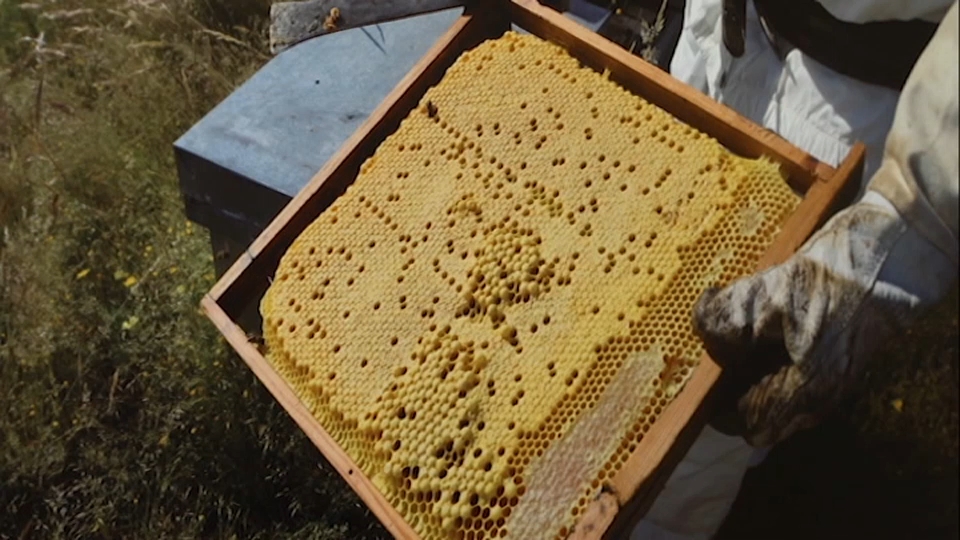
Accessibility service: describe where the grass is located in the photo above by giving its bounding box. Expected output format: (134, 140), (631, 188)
(0, 1), (956, 539)
(0, 1), (385, 538)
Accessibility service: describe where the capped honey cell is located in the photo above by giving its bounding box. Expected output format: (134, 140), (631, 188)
(261, 31), (799, 540)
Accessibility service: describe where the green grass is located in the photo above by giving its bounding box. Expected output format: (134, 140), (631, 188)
(0, 1), (385, 538)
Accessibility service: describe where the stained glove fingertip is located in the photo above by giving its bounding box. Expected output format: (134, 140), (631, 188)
(691, 286), (745, 368)
(690, 286), (724, 336)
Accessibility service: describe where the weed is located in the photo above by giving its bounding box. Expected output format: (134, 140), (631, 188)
(0, 1), (386, 538)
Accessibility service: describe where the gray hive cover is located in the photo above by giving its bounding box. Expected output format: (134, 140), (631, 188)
(175, 3), (612, 246)
(175, 8), (463, 243)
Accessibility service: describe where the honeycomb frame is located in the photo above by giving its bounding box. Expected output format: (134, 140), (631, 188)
(201, 3), (865, 539)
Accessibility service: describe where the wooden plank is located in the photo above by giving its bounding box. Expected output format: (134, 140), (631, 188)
(567, 493), (619, 540)
(203, 0), (867, 537)
(571, 142), (866, 539)
(507, 0), (837, 191)
(209, 7), (507, 318)
(200, 295), (419, 539)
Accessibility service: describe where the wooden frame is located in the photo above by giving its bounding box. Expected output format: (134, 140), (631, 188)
(200, 1), (865, 538)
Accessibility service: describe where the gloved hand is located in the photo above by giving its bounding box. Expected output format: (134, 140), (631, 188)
(692, 189), (957, 448)
(692, 1), (959, 449)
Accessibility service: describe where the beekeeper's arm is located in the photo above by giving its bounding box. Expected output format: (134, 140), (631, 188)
(693, 0), (959, 448)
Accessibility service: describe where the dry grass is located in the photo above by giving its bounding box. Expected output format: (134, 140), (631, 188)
(0, 1), (386, 538)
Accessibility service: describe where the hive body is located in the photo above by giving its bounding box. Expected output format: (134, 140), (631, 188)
(261, 32), (799, 540)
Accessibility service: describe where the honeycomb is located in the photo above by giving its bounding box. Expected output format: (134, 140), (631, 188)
(261, 32), (800, 540)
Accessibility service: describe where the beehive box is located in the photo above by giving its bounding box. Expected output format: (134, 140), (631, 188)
(201, 1), (864, 538)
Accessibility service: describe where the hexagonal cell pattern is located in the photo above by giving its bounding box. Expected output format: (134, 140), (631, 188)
(260, 32), (800, 540)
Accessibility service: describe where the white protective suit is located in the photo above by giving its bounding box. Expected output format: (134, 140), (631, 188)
(631, 0), (959, 538)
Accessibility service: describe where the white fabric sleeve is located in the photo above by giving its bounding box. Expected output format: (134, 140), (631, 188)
(868, 0), (959, 266)
(635, 4), (957, 540)
(817, 0), (954, 24)
(669, 0), (904, 186)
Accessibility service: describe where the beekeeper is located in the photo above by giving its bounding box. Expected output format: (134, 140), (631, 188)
(633, 0), (958, 538)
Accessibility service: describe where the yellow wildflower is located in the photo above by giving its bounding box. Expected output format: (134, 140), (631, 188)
(75, 268), (91, 280)
(121, 315), (140, 330)
(123, 275), (138, 288)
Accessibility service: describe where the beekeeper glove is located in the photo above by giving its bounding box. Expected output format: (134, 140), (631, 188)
(692, 1), (959, 449)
